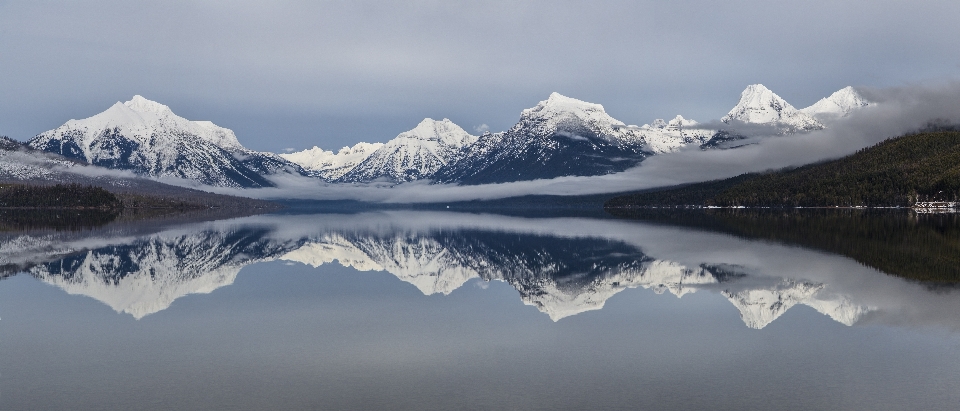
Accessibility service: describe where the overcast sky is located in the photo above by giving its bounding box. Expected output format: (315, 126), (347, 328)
(2, 0), (959, 152)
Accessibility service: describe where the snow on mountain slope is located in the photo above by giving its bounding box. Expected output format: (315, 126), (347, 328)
(510, 92), (672, 149)
(721, 84), (824, 132)
(336, 118), (478, 183)
(801, 86), (871, 122)
(631, 115), (714, 153)
(432, 93), (710, 185)
(279, 142), (384, 181)
(28, 96), (305, 188)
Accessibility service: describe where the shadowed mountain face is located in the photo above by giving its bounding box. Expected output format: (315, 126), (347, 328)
(2, 211), (957, 329)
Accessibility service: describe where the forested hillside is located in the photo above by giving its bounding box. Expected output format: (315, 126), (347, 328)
(606, 130), (960, 208)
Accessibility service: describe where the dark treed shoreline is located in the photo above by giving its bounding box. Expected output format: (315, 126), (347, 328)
(605, 130), (960, 209)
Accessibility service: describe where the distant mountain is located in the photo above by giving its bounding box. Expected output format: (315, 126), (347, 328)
(280, 93), (713, 185)
(23, 86), (874, 189)
(337, 118), (478, 183)
(235, 86), (871, 187)
(720, 84), (824, 132)
(431, 93), (707, 185)
(632, 115), (715, 152)
(702, 84), (867, 149)
(28, 96), (306, 188)
(800, 86), (871, 122)
(279, 142), (383, 181)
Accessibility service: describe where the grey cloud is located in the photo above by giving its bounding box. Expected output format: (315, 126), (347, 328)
(687, 119), (784, 138)
(2, 1), (960, 153)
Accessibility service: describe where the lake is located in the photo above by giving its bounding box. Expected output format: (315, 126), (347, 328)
(1, 209), (959, 410)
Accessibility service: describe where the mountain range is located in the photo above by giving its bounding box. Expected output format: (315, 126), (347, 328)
(19, 85), (871, 189)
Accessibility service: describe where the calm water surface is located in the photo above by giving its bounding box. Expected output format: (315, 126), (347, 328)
(1, 210), (959, 410)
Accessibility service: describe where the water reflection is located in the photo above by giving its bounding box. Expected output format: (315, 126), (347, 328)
(2, 210), (958, 329)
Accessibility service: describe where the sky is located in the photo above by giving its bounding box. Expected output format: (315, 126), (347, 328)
(2, 0), (960, 153)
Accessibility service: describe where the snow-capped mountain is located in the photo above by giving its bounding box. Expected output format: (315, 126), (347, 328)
(631, 115), (714, 153)
(280, 142), (384, 181)
(431, 93), (705, 185)
(800, 86), (871, 122)
(28, 96), (306, 188)
(280, 93), (714, 185)
(721, 84), (824, 133)
(337, 118), (479, 183)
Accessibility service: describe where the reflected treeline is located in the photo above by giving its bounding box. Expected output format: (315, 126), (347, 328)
(607, 208), (960, 283)
(0, 209), (120, 231)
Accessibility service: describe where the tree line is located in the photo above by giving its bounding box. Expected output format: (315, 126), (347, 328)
(606, 131), (960, 208)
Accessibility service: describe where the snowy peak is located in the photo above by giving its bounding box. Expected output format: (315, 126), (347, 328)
(27, 95), (302, 187)
(722, 84), (823, 131)
(648, 119), (668, 129)
(667, 115), (697, 129)
(537, 92), (606, 112)
(801, 86), (871, 121)
(513, 92), (653, 146)
(394, 118), (477, 148)
(336, 118), (477, 183)
(280, 142), (384, 180)
(53, 95), (242, 150)
(520, 92), (617, 128)
(124, 94), (175, 116)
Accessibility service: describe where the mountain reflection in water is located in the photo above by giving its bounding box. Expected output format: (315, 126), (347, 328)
(3, 210), (958, 330)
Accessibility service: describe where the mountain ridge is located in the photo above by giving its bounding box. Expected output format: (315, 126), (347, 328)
(28, 96), (306, 188)
(20, 85), (872, 188)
